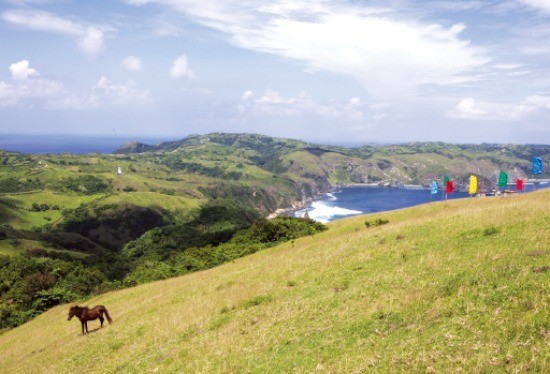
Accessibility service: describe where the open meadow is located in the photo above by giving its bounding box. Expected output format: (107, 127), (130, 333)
(0, 189), (548, 373)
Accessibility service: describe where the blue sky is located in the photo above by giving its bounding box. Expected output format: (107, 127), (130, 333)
(1, 0), (549, 145)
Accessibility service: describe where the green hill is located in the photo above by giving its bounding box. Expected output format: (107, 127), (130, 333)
(115, 133), (550, 187)
(1, 135), (549, 333)
(1, 190), (548, 373)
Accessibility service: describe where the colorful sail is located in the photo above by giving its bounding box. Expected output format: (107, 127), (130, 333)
(430, 181), (438, 195)
(532, 157), (543, 175)
(469, 175), (477, 195)
(497, 171), (508, 188)
(516, 179), (523, 191)
(445, 180), (454, 194)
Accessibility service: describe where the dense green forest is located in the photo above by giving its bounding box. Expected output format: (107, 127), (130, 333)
(0, 133), (548, 332)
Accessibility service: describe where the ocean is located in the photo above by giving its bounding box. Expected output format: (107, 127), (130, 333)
(295, 185), (543, 223)
(0, 134), (166, 154)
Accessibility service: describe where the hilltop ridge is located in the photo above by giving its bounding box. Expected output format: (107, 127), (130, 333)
(115, 132), (549, 188)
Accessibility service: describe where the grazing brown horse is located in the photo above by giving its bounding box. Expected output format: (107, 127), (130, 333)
(67, 305), (112, 335)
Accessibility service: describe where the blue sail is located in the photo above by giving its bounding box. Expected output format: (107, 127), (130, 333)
(430, 181), (439, 195)
(532, 157), (543, 175)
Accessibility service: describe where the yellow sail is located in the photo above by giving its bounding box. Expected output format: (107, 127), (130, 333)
(469, 175), (478, 195)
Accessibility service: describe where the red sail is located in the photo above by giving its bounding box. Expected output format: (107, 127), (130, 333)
(516, 179), (523, 191)
(446, 180), (454, 194)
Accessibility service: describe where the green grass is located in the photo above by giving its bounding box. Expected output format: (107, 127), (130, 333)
(0, 239), (88, 258)
(0, 192), (104, 230)
(0, 190), (549, 372)
(99, 191), (205, 211)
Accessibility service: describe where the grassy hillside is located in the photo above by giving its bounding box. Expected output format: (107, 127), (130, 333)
(1, 190), (548, 373)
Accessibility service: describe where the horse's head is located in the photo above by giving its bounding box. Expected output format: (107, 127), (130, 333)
(67, 306), (78, 321)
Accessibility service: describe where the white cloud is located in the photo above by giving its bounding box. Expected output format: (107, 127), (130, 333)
(46, 77), (151, 110)
(238, 89), (366, 120)
(93, 76), (150, 105)
(1, 60), (150, 108)
(170, 55), (195, 79)
(2, 9), (106, 56)
(127, 1), (489, 97)
(448, 96), (550, 120)
(9, 60), (39, 80)
(517, 0), (550, 12)
(77, 27), (105, 56)
(122, 56), (143, 72)
(51, 76), (151, 109)
(0, 80), (64, 106)
(493, 63), (523, 70)
(1, 61), (63, 106)
(450, 97), (488, 118)
(125, 0), (150, 5)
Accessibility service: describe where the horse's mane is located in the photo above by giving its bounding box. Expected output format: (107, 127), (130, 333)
(72, 305), (89, 311)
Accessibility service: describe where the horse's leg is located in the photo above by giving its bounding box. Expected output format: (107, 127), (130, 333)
(99, 315), (104, 327)
(84, 321), (88, 334)
(81, 321), (85, 335)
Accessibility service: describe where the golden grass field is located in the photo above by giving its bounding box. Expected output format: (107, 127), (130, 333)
(0, 190), (549, 373)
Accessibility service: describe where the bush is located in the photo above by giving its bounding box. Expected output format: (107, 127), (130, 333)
(364, 218), (389, 228)
(26, 248), (49, 258)
(32, 287), (77, 312)
(483, 226), (500, 236)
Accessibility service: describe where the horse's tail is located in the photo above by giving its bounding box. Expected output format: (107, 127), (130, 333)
(102, 306), (113, 324)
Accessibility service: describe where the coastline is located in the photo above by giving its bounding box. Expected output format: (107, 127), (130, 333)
(268, 183), (428, 220)
(267, 181), (548, 221)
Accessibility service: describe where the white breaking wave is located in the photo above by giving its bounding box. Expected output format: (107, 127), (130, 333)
(296, 200), (362, 223)
(325, 192), (338, 201)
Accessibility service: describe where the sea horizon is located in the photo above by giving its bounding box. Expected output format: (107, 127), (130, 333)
(0, 133), (168, 154)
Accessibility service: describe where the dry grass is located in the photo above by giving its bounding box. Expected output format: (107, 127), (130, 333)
(1, 190), (549, 373)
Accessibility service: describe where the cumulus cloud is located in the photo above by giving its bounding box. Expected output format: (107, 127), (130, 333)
(9, 60), (39, 80)
(50, 76), (151, 109)
(93, 76), (150, 105)
(126, 1), (489, 97)
(0, 61), (63, 106)
(1, 9), (106, 56)
(450, 97), (488, 118)
(77, 26), (104, 56)
(448, 96), (550, 120)
(0, 80), (64, 106)
(238, 89), (366, 120)
(0, 60), (150, 108)
(170, 55), (195, 79)
(122, 56), (143, 72)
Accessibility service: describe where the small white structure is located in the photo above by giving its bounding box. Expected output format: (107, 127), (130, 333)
(116, 166), (123, 176)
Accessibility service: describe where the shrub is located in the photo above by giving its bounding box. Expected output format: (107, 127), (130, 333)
(365, 218), (389, 228)
(241, 295), (273, 309)
(483, 226), (500, 236)
(26, 248), (49, 258)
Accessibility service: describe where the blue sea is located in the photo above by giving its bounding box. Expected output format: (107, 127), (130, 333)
(295, 185), (544, 223)
(0, 134), (166, 154)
